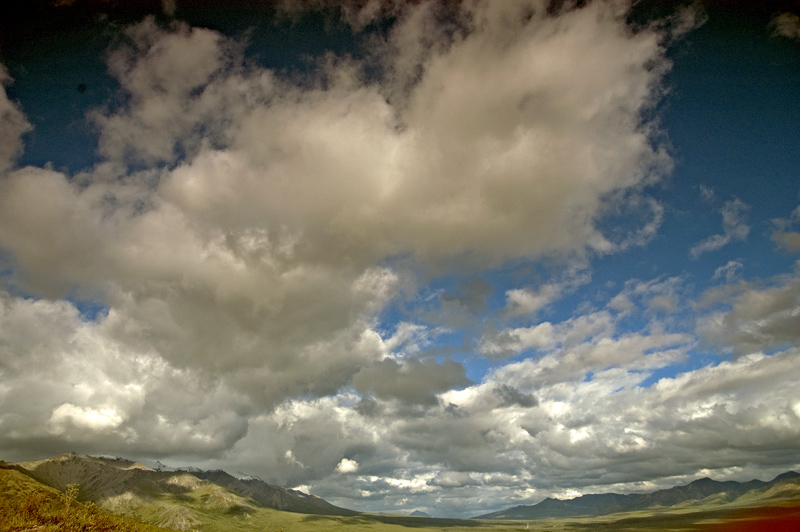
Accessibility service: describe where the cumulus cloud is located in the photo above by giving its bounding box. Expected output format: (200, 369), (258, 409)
(0, 0), (671, 420)
(335, 458), (360, 474)
(0, 291), (250, 460)
(690, 198), (750, 258)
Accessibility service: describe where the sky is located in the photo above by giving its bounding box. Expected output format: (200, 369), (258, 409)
(1, 0), (799, 519)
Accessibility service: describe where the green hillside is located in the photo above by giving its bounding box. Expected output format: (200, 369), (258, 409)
(0, 465), (170, 532)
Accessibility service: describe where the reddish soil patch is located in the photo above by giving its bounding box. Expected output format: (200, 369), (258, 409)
(698, 506), (800, 532)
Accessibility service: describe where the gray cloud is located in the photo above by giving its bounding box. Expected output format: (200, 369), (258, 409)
(353, 358), (471, 407)
(494, 384), (538, 408)
(697, 266), (800, 356)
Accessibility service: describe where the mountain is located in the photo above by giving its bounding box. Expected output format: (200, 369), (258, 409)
(0, 462), (169, 532)
(410, 510), (432, 517)
(474, 471), (800, 520)
(12, 452), (259, 530)
(188, 468), (358, 516)
(9, 452), (358, 530)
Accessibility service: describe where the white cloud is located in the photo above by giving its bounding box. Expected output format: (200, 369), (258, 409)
(502, 266), (591, 317)
(712, 259), (744, 283)
(335, 458), (360, 474)
(49, 404), (126, 433)
(0, 291), (250, 459)
(690, 199), (750, 258)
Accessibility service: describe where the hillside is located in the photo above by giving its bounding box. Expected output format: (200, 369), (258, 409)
(10, 452), (358, 530)
(189, 468), (358, 516)
(475, 471), (800, 520)
(0, 463), (170, 532)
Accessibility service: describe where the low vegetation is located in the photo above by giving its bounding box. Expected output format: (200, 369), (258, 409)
(0, 468), (169, 532)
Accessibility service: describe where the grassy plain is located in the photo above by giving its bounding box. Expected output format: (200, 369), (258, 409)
(107, 502), (800, 532)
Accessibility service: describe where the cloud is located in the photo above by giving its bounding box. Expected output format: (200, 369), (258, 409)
(479, 310), (617, 359)
(0, 0), (671, 419)
(605, 275), (685, 316)
(697, 265), (800, 356)
(690, 198), (750, 258)
(711, 259), (744, 283)
(335, 458), (359, 474)
(352, 358), (471, 407)
(502, 266), (591, 317)
(771, 204), (800, 254)
(494, 385), (538, 408)
(772, 231), (800, 253)
(770, 12), (800, 40)
(232, 341), (800, 516)
(0, 291), (251, 460)
(0, 0), (688, 510)
(429, 471), (479, 488)
(0, 66), (32, 172)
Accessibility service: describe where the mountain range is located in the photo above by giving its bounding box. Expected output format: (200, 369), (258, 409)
(475, 470), (800, 520)
(2, 451), (799, 530)
(2, 452), (356, 530)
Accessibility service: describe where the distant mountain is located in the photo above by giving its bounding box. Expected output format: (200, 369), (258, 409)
(410, 509), (432, 517)
(9, 452), (358, 530)
(474, 471), (800, 520)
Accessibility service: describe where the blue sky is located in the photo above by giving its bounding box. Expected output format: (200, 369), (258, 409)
(1, 0), (799, 518)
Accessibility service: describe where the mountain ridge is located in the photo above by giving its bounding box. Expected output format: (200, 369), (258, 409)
(8, 451), (358, 529)
(474, 471), (800, 520)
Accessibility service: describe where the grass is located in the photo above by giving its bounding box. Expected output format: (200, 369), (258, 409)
(0, 468), (170, 532)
